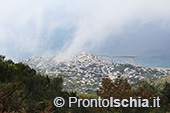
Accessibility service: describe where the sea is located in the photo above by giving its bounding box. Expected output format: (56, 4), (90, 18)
(103, 57), (170, 68)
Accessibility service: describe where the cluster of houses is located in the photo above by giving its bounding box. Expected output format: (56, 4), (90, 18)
(22, 53), (170, 94)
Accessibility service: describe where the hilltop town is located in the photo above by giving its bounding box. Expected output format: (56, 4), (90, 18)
(22, 53), (170, 94)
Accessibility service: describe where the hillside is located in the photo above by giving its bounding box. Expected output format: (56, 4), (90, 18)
(2, 54), (170, 112)
(22, 53), (170, 93)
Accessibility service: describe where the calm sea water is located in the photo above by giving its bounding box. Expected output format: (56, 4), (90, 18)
(103, 57), (170, 68)
(136, 59), (170, 68)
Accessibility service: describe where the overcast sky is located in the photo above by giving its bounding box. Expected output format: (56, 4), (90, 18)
(0, 0), (170, 66)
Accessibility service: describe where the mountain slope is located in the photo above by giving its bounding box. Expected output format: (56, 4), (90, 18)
(21, 53), (170, 93)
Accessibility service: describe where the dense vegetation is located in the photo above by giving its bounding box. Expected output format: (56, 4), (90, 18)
(0, 55), (85, 112)
(96, 76), (170, 112)
(0, 55), (170, 112)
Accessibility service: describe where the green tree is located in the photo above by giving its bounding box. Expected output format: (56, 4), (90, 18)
(162, 82), (170, 104)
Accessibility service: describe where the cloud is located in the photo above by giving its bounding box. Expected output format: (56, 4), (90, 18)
(0, 0), (73, 60)
(0, 0), (170, 61)
(57, 0), (170, 57)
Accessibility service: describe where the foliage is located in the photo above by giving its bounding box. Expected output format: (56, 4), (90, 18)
(0, 55), (97, 112)
(133, 81), (160, 98)
(96, 75), (170, 112)
(0, 55), (64, 112)
(1, 55), (170, 112)
(96, 75), (133, 100)
(0, 83), (24, 112)
(162, 82), (170, 104)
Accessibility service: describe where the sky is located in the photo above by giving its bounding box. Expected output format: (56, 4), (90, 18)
(0, 0), (170, 66)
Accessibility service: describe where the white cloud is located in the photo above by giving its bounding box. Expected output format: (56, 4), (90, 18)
(0, 0), (170, 60)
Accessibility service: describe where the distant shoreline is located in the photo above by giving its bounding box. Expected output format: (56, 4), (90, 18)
(151, 67), (170, 71)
